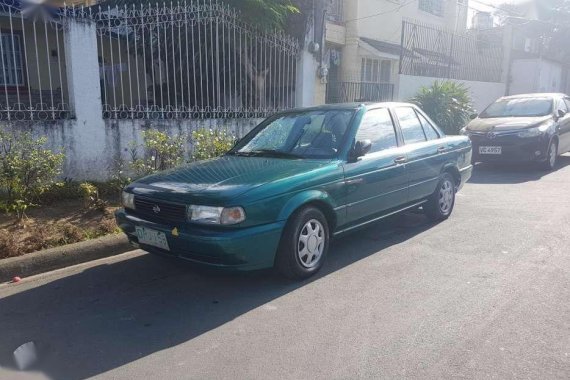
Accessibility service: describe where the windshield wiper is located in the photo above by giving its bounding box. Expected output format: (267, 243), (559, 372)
(228, 151), (256, 157)
(244, 149), (302, 159)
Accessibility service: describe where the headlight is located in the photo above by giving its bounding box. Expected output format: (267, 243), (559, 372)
(517, 127), (542, 138)
(121, 191), (135, 210)
(188, 205), (246, 225)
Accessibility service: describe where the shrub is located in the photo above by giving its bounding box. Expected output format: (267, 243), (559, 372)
(40, 178), (83, 204)
(0, 230), (18, 259)
(131, 130), (185, 177)
(409, 80), (474, 135)
(191, 128), (236, 161)
(79, 182), (108, 211)
(0, 128), (65, 219)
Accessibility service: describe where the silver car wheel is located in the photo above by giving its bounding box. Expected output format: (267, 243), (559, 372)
(549, 142), (557, 167)
(439, 179), (454, 214)
(297, 219), (325, 268)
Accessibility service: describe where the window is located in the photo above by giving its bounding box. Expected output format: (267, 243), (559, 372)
(234, 110), (354, 159)
(480, 98), (553, 118)
(361, 58), (392, 83)
(419, 0), (444, 17)
(395, 107), (427, 144)
(380, 61), (391, 83)
(355, 108), (398, 154)
(416, 111), (440, 140)
(564, 98), (570, 110)
(556, 98), (568, 113)
(0, 33), (25, 87)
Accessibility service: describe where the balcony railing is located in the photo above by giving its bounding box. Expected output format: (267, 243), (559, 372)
(326, 81), (394, 104)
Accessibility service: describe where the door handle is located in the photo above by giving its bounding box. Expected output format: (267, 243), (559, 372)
(437, 146), (446, 154)
(394, 156), (407, 164)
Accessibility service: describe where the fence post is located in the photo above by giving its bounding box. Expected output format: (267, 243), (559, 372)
(64, 17), (108, 180)
(64, 18), (103, 121)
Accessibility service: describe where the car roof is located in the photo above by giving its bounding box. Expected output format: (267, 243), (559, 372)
(285, 102), (418, 113)
(500, 93), (567, 100)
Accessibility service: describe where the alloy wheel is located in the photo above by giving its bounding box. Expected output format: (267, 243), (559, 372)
(549, 143), (557, 168)
(439, 179), (454, 214)
(297, 219), (325, 268)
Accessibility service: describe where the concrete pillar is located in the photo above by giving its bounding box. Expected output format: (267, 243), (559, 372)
(296, 48), (318, 107)
(296, 16), (319, 107)
(64, 19), (108, 180)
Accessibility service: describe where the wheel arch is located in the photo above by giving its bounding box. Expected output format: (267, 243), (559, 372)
(278, 190), (338, 231)
(441, 164), (461, 187)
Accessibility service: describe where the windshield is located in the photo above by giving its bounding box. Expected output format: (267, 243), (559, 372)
(480, 98), (553, 118)
(230, 110), (355, 159)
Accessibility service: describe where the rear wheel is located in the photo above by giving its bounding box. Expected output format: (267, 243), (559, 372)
(275, 207), (329, 280)
(541, 140), (558, 171)
(424, 173), (456, 222)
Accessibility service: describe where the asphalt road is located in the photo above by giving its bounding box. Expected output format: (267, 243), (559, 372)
(1, 156), (570, 380)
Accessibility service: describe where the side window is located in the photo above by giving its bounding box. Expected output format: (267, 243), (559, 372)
(416, 111), (440, 140)
(564, 98), (570, 110)
(395, 107), (427, 144)
(355, 108), (398, 154)
(557, 98), (568, 113)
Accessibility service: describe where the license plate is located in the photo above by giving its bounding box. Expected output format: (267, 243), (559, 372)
(135, 227), (170, 251)
(479, 146), (502, 155)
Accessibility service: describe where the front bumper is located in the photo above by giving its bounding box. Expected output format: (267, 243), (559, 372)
(115, 209), (285, 271)
(469, 133), (550, 163)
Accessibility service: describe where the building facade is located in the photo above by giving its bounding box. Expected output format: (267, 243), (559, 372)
(322, 0), (470, 104)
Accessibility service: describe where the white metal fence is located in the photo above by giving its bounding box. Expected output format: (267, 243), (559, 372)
(0, 1), (71, 120)
(83, 1), (300, 120)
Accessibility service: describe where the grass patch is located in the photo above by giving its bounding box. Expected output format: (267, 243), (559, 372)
(0, 199), (120, 260)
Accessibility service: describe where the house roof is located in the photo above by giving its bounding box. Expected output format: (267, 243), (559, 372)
(360, 37), (406, 57)
(360, 36), (460, 66)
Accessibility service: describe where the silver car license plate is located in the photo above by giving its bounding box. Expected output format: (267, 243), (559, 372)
(479, 146), (502, 155)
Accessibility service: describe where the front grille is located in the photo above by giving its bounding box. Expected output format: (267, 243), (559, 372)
(132, 196), (187, 223)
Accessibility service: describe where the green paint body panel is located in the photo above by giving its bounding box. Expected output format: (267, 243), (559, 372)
(116, 103), (473, 271)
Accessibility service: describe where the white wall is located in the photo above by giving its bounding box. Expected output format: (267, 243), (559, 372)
(355, 0), (469, 45)
(17, 118), (262, 181)
(510, 59), (540, 95)
(398, 75), (506, 113)
(510, 59), (564, 96)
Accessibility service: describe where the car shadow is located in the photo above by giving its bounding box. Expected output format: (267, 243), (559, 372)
(0, 211), (434, 380)
(468, 154), (570, 185)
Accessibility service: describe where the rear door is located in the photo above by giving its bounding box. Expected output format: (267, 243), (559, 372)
(344, 108), (408, 226)
(393, 107), (444, 202)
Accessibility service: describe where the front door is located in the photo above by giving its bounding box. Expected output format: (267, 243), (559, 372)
(344, 108), (409, 226)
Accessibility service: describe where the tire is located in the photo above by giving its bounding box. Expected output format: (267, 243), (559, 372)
(541, 139), (558, 171)
(275, 207), (330, 280)
(424, 173), (456, 222)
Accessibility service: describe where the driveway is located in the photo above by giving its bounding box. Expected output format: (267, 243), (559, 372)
(1, 156), (570, 380)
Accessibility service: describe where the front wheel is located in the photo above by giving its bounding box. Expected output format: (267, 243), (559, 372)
(541, 140), (558, 171)
(275, 207), (329, 280)
(424, 173), (456, 222)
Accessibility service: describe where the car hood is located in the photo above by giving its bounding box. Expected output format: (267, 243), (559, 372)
(127, 155), (335, 204)
(466, 115), (551, 132)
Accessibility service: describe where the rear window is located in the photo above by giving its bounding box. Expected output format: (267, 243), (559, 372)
(395, 107), (427, 145)
(417, 111), (440, 140)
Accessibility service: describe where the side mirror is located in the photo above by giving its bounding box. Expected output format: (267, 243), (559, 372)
(558, 109), (566, 118)
(350, 140), (372, 161)
(470, 113), (478, 120)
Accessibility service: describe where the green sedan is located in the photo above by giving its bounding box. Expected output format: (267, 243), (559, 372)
(116, 103), (473, 279)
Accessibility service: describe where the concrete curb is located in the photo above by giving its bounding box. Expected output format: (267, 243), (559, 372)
(0, 234), (132, 283)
